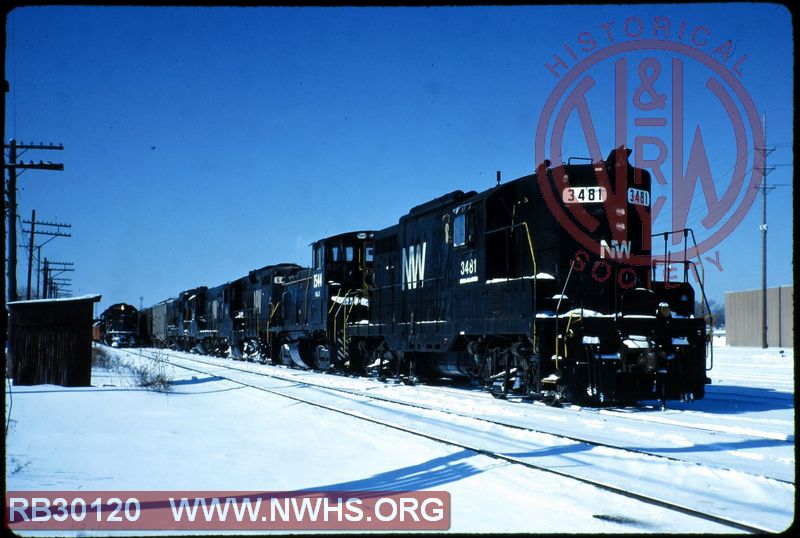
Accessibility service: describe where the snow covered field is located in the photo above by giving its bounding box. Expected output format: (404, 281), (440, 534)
(5, 341), (794, 534)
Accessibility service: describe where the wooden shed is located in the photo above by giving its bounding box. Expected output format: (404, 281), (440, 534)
(7, 294), (102, 386)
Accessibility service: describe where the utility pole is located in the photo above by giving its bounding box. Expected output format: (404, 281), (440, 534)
(36, 246), (42, 298)
(42, 258), (49, 299)
(26, 209), (36, 299)
(42, 260), (74, 299)
(761, 114), (770, 349)
(4, 139), (64, 301)
(753, 113), (789, 348)
(50, 277), (72, 298)
(22, 213), (71, 299)
(756, 114), (775, 348)
(2, 80), (8, 330)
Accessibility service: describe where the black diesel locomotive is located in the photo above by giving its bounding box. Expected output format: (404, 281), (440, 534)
(137, 147), (711, 405)
(96, 303), (139, 347)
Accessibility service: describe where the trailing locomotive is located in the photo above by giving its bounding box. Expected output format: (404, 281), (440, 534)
(132, 146), (710, 406)
(276, 232), (373, 370)
(97, 303), (139, 347)
(139, 264), (301, 356)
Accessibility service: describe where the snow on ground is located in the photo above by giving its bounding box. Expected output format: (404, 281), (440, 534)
(5, 343), (795, 534)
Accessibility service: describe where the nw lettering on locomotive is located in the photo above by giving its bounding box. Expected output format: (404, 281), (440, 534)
(599, 239), (632, 260)
(401, 242), (427, 290)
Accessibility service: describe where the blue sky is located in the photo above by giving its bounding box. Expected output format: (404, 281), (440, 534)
(4, 4), (794, 315)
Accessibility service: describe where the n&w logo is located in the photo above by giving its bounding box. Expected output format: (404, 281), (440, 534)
(402, 242), (427, 290)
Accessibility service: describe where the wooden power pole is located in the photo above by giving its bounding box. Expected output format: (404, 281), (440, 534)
(4, 139), (64, 301)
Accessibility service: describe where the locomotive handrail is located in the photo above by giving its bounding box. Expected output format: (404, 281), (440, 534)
(684, 229), (712, 321)
(283, 275), (314, 284)
(329, 289), (348, 315)
(554, 259), (576, 370)
(483, 222), (537, 280)
(651, 229), (712, 313)
(519, 222), (538, 352)
(683, 228), (714, 373)
(651, 228), (713, 372)
(265, 301), (280, 338)
(303, 273), (311, 325)
(566, 156), (594, 164)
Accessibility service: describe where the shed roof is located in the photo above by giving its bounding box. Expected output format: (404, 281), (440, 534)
(7, 294), (102, 306)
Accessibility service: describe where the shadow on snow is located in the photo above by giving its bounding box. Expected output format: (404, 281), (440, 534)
(639, 385), (794, 414)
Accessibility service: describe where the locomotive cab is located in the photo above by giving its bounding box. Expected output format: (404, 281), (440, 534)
(100, 303), (139, 348)
(314, 232), (375, 303)
(278, 231), (374, 370)
(245, 263), (303, 361)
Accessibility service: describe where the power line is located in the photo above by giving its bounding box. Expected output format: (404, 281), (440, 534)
(4, 139), (64, 301)
(21, 210), (72, 299)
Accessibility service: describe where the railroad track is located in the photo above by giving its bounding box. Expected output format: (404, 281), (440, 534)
(133, 346), (795, 445)
(116, 346), (791, 533)
(129, 348), (794, 473)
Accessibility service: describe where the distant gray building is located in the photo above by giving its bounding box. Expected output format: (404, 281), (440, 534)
(724, 286), (793, 347)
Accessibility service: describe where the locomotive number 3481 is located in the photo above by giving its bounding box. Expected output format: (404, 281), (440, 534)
(460, 258), (477, 276)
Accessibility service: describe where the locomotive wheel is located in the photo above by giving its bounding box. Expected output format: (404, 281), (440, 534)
(468, 357), (492, 389)
(241, 339), (259, 361)
(543, 392), (562, 407)
(543, 384), (570, 407)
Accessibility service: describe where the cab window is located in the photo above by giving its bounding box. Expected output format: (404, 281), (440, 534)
(454, 214), (466, 247)
(314, 246), (324, 269)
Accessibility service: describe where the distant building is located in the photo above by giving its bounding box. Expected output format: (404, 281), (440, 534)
(724, 286), (793, 347)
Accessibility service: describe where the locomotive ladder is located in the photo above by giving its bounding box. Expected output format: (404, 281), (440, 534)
(330, 289), (357, 369)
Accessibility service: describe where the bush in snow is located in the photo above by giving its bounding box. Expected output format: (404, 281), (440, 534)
(132, 352), (173, 393)
(93, 345), (172, 392)
(92, 345), (118, 370)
